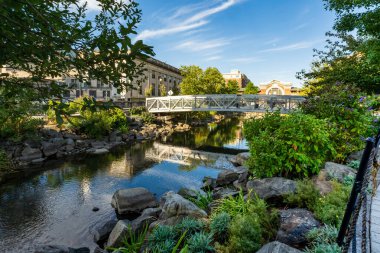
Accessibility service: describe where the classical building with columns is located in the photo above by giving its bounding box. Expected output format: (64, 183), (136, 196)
(259, 80), (300, 95)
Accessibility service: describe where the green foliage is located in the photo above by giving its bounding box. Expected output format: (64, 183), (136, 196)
(347, 160), (360, 170)
(244, 112), (335, 178)
(301, 84), (376, 162)
(140, 111), (155, 124)
(188, 190), (213, 210)
(225, 214), (262, 253)
(314, 182), (351, 227)
(109, 224), (148, 253)
(0, 117), (44, 141)
(285, 180), (321, 210)
(305, 226), (342, 253)
(129, 106), (147, 115)
(145, 85), (153, 97)
(0, 149), (13, 173)
(175, 217), (205, 237)
(210, 212), (231, 243)
(179, 65), (228, 95)
(160, 83), (167, 96)
(187, 232), (214, 253)
(149, 225), (177, 247)
(225, 80), (239, 94)
(244, 81), (260, 94)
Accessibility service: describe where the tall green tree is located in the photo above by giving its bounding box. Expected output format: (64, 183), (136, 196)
(298, 0), (380, 94)
(225, 80), (240, 94)
(179, 65), (205, 95)
(202, 67), (226, 94)
(0, 0), (154, 133)
(244, 82), (260, 94)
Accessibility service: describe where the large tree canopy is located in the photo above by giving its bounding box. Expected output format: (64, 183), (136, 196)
(299, 0), (380, 95)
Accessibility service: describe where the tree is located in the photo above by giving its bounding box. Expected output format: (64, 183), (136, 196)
(145, 85), (153, 97)
(244, 82), (260, 94)
(299, 0), (380, 94)
(202, 67), (226, 94)
(0, 0), (154, 130)
(225, 80), (240, 94)
(159, 83), (167, 96)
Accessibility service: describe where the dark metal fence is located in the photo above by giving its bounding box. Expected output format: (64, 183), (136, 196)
(337, 129), (380, 253)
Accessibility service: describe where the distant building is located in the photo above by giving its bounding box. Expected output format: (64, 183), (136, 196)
(259, 80), (301, 95)
(222, 69), (251, 89)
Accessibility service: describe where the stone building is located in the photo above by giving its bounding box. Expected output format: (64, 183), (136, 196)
(259, 80), (301, 95)
(222, 69), (251, 89)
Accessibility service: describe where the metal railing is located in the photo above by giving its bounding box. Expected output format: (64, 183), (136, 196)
(145, 94), (305, 113)
(337, 129), (380, 253)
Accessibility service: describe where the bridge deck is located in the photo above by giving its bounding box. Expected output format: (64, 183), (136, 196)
(146, 94), (305, 113)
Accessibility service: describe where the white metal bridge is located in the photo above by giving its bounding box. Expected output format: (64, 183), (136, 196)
(146, 94), (305, 113)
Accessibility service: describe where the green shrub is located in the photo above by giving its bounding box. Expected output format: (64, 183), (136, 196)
(188, 190), (213, 210)
(175, 217), (205, 237)
(244, 112), (335, 178)
(151, 240), (176, 253)
(305, 226), (342, 253)
(148, 225), (178, 250)
(347, 160), (360, 170)
(225, 214), (262, 253)
(301, 84), (377, 162)
(108, 224), (148, 253)
(129, 106), (147, 115)
(187, 232), (214, 253)
(141, 111), (155, 124)
(285, 179), (321, 211)
(0, 117), (44, 141)
(210, 212), (231, 243)
(0, 149), (13, 173)
(314, 182), (351, 227)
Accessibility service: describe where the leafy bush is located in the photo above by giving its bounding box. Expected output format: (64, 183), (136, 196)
(175, 217), (205, 237)
(301, 84), (377, 162)
(187, 232), (214, 253)
(129, 106), (147, 115)
(188, 190), (213, 210)
(140, 111), (155, 124)
(0, 117), (44, 141)
(314, 182), (351, 227)
(225, 214), (262, 253)
(347, 160), (360, 170)
(285, 179), (321, 210)
(210, 212), (231, 243)
(305, 226), (342, 253)
(244, 112), (335, 178)
(151, 240), (176, 253)
(148, 225), (178, 251)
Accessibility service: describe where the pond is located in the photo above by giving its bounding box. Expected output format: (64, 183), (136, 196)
(0, 117), (247, 253)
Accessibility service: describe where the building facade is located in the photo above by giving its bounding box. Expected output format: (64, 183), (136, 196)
(222, 69), (251, 89)
(259, 80), (301, 95)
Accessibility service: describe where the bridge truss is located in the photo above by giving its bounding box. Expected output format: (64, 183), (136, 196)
(146, 94), (305, 113)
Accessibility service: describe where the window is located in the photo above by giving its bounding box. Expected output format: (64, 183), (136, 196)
(152, 72), (155, 78)
(103, 90), (110, 98)
(268, 88), (283, 95)
(152, 84), (156, 96)
(164, 77), (167, 82)
(139, 85), (143, 95)
(89, 90), (97, 97)
(71, 79), (75, 83)
(76, 90), (80, 97)
(63, 90), (71, 98)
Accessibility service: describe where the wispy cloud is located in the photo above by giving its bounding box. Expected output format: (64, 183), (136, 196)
(205, 55), (222, 61)
(259, 41), (319, 53)
(175, 38), (231, 52)
(293, 23), (308, 31)
(229, 57), (263, 63)
(136, 0), (240, 41)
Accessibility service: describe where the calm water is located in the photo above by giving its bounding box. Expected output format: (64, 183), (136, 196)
(0, 118), (247, 253)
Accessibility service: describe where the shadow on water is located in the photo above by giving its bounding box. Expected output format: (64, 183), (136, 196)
(0, 118), (247, 253)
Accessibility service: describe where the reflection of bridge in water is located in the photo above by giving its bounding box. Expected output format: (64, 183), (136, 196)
(145, 142), (236, 170)
(146, 94), (305, 113)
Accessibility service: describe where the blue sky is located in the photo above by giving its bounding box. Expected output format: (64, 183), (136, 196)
(87, 0), (337, 87)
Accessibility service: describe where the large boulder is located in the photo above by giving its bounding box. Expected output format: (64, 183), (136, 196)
(111, 187), (158, 215)
(177, 188), (198, 199)
(312, 177), (334, 195)
(20, 146), (42, 161)
(212, 187), (239, 200)
(41, 141), (59, 157)
(201, 176), (217, 191)
(159, 191), (207, 220)
(246, 177), (296, 203)
(34, 245), (89, 253)
(347, 150), (363, 163)
(107, 215), (156, 248)
(276, 209), (320, 248)
(319, 162), (356, 183)
(92, 217), (118, 243)
(216, 170), (239, 186)
(235, 152), (250, 166)
(256, 241), (302, 253)
(234, 166), (249, 183)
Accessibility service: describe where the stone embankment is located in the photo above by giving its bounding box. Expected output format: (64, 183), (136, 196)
(0, 118), (191, 184)
(33, 151), (360, 253)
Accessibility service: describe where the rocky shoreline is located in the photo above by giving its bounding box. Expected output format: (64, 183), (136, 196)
(32, 151), (361, 253)
(0, 116), (194, 185)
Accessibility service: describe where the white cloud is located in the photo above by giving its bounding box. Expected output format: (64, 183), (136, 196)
(229, 57), (263, 63)
(175, 38), (230, 52)
(205, 55), (222, 61)
(259, 41), (319, 53)
(293, 23), (308, 31)
(80, 0), (101, 11)
(136, 0), (240, 41)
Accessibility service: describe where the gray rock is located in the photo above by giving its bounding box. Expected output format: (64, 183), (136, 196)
(92, 217), (118, 243)
(93, 247), (107, 253)
(276, 208), (320, 248)
(34, 245), (90, 253)
(246, 177), (296, 203)
(41, 141), (59, 157)
(159, 191), (207, 219)
(65, 138), (75, 146)
(234, 166), (249, 183)
(32, 157), (47, 164)
(320, 162), (356, 183)
(49, 137), (66, 146)
(256, 241), (302, 253)
(201, 176), (217, 191)
(20, 146), (42, 161)
(177, 188), (198, 199)
(312, 177), (334, 195)
(91, 141), (106, 149)
(216, 170), (239, 186)
(212, 187), (239, 199)
(235, 152), (250, 166)
(63, 132), (82, 140)
(141, 207), (162, 218)
(111, 187), (158, 215)
(347, 150), (363, 163)
(88, 148), (109, 155)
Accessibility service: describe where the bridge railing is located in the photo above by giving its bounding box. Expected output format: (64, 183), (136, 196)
(146, 94), (305, 113)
